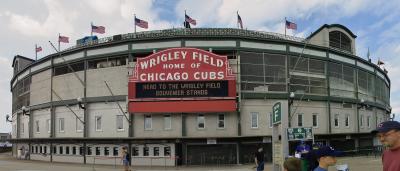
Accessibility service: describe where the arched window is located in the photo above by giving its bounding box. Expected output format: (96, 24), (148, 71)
(329, 31), (351, 52)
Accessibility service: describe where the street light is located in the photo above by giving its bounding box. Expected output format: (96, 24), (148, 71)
(390, 113), (396, 121)
(357, 98), (366, 109)
(77, 97), (86, 110)
(21, 106), (29, 116)
(5, 114), (12, 122)
(288, 92), (295, 127)
(289, 92), (295, 105)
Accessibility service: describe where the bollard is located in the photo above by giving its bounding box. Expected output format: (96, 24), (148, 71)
(92, 157), (96, 171)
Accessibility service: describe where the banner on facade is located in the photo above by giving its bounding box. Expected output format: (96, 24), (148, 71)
(128, 48), (236, 113)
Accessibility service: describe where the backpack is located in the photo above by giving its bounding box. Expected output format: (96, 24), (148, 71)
(125, 152), (130, 161)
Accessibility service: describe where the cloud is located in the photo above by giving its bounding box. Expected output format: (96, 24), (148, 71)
(375, 42), (400, 91)
(5, 0), (79, 40)
(389, 99), (400, 122)
(175, 0), (377, 33)
(0, 56), (13, 133)
(85, 0), (121, 16)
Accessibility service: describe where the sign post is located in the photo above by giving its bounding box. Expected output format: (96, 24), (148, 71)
(273, 102), (282, 124)
(272, 101), (289, 171)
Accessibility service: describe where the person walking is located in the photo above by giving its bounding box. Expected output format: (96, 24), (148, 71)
(372, 121), (400, 171)
(254, 146), (265, 171)
(121, 146), (131, 171)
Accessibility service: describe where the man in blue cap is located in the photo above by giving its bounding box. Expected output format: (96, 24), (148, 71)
(313, 146), (342, 171)
(371, 121), (400, 171)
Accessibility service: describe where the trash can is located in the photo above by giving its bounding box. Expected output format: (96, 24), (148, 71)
(336, 164), (349, 171)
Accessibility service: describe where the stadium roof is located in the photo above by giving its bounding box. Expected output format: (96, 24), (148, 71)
(307, 24), (357, 39)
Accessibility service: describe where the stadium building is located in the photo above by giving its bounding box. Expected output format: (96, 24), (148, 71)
(8, 24), (391, 166)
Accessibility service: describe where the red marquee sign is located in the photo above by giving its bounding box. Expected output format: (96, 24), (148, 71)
(128, 48), (236, 113)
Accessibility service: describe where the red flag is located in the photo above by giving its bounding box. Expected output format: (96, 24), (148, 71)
(59, 35), (69, 43)
(92, 25), (105, 34)
(36, 46), (42, 52)
(377, 60), (384, 65)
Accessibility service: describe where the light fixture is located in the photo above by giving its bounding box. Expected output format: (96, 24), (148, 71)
(357, 99), (366, 109)
(5, 114), (12, 122)
(77, 97), (85, 110)
(290, 92), (295, 98)
(21, 106), (29, 116)
(289, 92), (295, 106)
(390, 113), (396, 121)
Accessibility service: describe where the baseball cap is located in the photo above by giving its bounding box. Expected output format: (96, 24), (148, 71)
(371, 121), (400, 134)
(315, 146), (342, 158)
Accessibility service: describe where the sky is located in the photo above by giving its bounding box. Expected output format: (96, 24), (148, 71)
(1, 0), (400, 133)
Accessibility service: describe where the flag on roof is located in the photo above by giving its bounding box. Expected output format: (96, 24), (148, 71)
(286, 20), (297, 30)
(185, 14), (197, 25)
(59, 35), (69, 43)
(237, 13), (243, 29)
(378, 59), (384, 65)
(92, 24), (105, 34)
(135, 17), (148, 29)
(35, 46), (42, 52)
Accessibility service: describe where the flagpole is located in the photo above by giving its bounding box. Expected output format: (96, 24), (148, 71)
(284, 17), (287, 36)
(58, 33), (60, 52)
(35, 44), (37, 61)
(134, 14), (136, 34)
(184, 10), (186, 28)
(237, 11), (239, 29)
(91, 22), (93, 37)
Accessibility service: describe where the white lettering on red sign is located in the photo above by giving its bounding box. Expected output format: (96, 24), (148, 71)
(130, 48), (235, 82)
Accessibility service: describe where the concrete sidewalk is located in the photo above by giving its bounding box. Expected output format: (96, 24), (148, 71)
(0, 152), (260, 171)
(0, 152), (382, 171)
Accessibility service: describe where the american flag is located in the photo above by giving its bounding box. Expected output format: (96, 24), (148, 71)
(237, 14), (243, 29)
(185, 14), (196, 25)
(92, 25), (105, 34)
(35, 46), (42, 52)
(135, 17), (148, 29)
(377, 59), (384, 65)
(286, 20), (297, 30)
(59, 35), (69, 43)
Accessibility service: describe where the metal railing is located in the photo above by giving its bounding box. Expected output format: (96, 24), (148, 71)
(342, 145), (384, 158)
(63, 28), (306, 52)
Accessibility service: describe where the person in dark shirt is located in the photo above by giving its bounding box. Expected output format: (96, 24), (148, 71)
(255, 146), (265, 171)
(295, 140), (311, 158)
